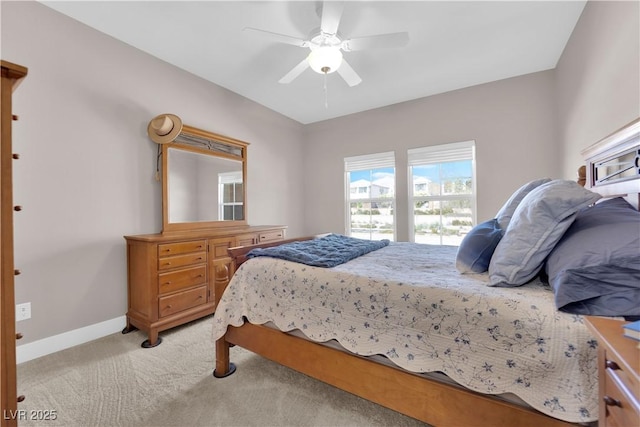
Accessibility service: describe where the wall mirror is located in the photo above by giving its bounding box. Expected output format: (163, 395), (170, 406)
(159, 123), (248, 233)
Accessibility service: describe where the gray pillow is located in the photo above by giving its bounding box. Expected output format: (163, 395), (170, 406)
(495, 178), (551, 232)
(544, 197), (640, 316)
(488, 179), (602, 287)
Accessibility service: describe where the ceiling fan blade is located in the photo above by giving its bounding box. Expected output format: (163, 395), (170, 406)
(341, 32), (410, 52)
(337, 59), (362, 87)
(243, 27), (309, 47)
(320, 1), (344, 36)
(279, 58), (310, 84)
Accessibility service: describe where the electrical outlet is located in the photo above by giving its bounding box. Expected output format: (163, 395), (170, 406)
(16, 302), (31, 322)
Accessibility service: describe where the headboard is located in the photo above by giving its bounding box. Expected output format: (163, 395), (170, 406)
(581, 118), (640, 209)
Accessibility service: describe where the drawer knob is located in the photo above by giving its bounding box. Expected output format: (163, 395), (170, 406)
(16, 333), (23, 340)
(605, 360), (620, 370)
(12, 115), (19, 121)
(603, 396), (621, 407)
(14, 205), (22, 211)
(13, 153), (19, 160)
(14, 269), (21, 276)
(17, 395), (25, 403)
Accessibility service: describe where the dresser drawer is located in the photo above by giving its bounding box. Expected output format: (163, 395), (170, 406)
(158, 265), (207, 294)
(603, 350), (640, 427)
(259, 230), (285, 243)
(236, 233), (257, 247)
(605, 348), (640, 401)
(158, 286), (207, 317)
(210, 237), (235, 260)
(158, 252), (206, 271)
(603, 366), (640, 427)
(158, 240), (207, 257)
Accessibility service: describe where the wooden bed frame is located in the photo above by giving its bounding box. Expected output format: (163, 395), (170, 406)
(213, 118), (640, 427)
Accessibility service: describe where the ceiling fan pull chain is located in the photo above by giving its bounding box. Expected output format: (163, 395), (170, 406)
(324, 73), (329, 109)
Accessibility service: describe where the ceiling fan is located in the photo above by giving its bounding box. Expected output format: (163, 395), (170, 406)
(244, 1), (409, 87)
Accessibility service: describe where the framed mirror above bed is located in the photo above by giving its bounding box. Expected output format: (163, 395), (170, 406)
(157, 121), (249, 234)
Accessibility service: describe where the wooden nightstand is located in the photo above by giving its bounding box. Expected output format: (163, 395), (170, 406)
(585, 316), (640, 427)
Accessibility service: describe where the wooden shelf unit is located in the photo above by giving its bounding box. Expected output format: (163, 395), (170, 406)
(1, 60), (28, 427)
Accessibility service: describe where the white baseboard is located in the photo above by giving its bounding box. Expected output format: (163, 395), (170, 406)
(16, 316), (127, 364)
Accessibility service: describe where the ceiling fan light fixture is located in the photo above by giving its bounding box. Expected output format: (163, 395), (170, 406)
(307, 46), (343, 74)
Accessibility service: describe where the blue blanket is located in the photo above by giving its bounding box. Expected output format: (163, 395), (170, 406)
(246, 234), (390, 268)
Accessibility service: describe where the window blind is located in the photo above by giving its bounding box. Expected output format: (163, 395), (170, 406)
(344, 151), (395, 171)
(407, 141), (475, 166)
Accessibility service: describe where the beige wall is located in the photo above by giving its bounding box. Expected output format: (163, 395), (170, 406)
(556, 0), (640, 178)
(303, 70), (560, 241)
(2, 1), (306, 344)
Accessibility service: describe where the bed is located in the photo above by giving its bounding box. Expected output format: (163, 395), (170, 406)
(211, 118), (640, 427)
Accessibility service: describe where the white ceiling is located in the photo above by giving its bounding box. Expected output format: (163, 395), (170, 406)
(41, 1), (586, 124)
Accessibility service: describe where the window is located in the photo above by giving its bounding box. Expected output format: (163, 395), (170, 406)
(219, 171), (244, 220)
(408, 141), (476, 246)
(344, 152), (395, 241)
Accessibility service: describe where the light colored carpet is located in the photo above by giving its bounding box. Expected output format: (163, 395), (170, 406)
(17, 316), (427, 426)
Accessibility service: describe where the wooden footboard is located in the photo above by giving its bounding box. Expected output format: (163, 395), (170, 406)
(213, 234), (322, 377)
(214, 235), (577, 426)
(214, 323), (574, 427)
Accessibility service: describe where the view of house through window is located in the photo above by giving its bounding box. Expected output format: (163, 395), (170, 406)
(344, 152), (396, 241)
(344, 142), (475, 246)
(408, 141), (476, 246)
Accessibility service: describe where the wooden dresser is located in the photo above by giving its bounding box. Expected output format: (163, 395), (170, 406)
(124, 225), (285, 347)
(1, 60), (28, 427)
(585, 316), (640, 427)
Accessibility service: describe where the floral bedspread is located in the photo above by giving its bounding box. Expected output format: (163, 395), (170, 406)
(212, 242), (598, 423)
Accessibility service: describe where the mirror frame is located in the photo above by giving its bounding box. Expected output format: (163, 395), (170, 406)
(161, 124), (249, 234)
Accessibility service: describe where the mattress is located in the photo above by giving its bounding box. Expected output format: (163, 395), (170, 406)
(212, 242), (598, 423)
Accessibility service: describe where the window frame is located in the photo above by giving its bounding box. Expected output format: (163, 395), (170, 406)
(344, 151), (396, 241)
(218, 171), (244, 221)
(407, 141), (477, 246)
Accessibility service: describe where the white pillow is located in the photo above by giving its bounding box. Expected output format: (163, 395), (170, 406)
(488, 179), (602, 287)
(495, 178), (551, 232)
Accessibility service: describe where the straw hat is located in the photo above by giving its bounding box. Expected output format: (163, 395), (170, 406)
(147, 114), (183, 144)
